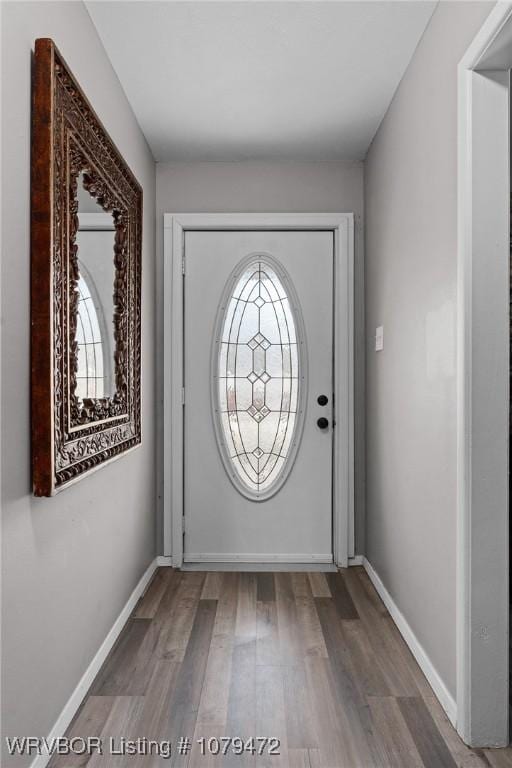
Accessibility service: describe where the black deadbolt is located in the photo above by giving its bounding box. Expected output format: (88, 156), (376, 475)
(317, 417), (329, 430)
(317, 394), (328, 406)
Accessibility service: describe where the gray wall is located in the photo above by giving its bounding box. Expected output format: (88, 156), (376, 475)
(156, 160), (365, 555)
(1, 3), (156, 763)
(364, 1), (493, 698)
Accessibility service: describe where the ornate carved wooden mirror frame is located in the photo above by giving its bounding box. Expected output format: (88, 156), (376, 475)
(31, 39), (142, 496)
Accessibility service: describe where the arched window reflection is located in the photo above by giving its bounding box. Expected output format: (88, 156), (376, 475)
(75, 272), (105, 400)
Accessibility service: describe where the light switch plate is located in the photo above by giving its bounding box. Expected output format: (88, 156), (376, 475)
(375, 325), (384, 352)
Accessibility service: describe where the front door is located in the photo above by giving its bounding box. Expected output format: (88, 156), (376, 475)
(184, 230), (334, 563)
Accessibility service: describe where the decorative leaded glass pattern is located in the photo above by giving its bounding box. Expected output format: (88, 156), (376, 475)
(216, 257), (302, 496)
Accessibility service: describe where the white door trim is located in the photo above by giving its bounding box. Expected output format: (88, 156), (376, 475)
(457, 3), (512, 747)
(163, 213), (355, 569)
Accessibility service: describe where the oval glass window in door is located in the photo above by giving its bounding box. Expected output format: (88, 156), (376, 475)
(213, 254), (306, 500)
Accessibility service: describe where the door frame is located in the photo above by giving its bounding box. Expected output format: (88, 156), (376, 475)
(163, 213), (355, 568)
(457, 3), (511, 747)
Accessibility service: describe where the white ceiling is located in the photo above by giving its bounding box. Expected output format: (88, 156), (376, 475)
(86, 1), (436, 162)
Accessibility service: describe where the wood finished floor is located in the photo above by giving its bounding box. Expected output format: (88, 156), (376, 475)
(50, 567), (512, 768)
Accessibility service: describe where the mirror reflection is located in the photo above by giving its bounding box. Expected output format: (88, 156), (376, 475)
(75, 172), (116, 402)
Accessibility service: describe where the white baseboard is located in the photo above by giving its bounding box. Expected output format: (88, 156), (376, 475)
(348, 555), (364, 566)
(362, 558), (457, 726)
(30, 558), (159, 768)
(183, 553), (334, 564)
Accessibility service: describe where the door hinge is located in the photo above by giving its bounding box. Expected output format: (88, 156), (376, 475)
(181, 255), (186, 275)
(182, 516), (186, 536)
(181, 386), (185, 405)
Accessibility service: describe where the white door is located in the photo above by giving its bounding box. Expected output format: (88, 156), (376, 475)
(184, 230), (334, 563)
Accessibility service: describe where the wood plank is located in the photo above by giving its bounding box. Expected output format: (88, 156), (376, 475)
(342, 567), (382, 626)
(368, 696), (424, 768)
(201, 572), (223, 600)
(256, 664), (288, 767)
(294, 595), (328, 659)
(473, 753), (494, 768)
(224, 573), (257, 767)
(282, 664), (318, 750)
(130, 659), (180, 744)
(235, 573), (257, 640)
(382, 614), (438, 700)
(290, 573), (311, 600)
(421, 693), (491, 768)
(343, 569), (420, 696)
(90, 619), (151, 696)
(338, 618), (391, 697)
(153, 569), (183, 622)
(275, 573), (302, 662)
(120, 618), (166, 697)
(256, 600), (279, 667)
(308, 748), (322, 768)
(356, 567), (388, 617)
(110, 588), (185, 700)
(134, 568), (174, 619)
(398, 696), (458, 768)
(164, 599), (218, 768)
(481, 749), (512, 768)
(162, 572), (205, 662)
(288, 749), (311, 768)
(48, 697), (115, 768)
(275, 573), (317, 749)
(326, 571), (359, 620)
(87, 696), (145, 768)
(225, 640), (257, 767)
(256, 573), (275, 603)
(314, 596), (380, 766)
(307, 572), (331, 598)
(196, 574), (238, 726)
(132, 571), (185, 679)
(188, 723), (229, 768)
(225, 573), (257, 752)
(304, 656), (356, 768)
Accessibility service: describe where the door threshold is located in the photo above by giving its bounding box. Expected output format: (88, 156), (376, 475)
(181, 562), (337, 572)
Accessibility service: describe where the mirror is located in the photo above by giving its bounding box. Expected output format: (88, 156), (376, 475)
(75, 173), (116, 403)
(31, 39), (142, 496)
